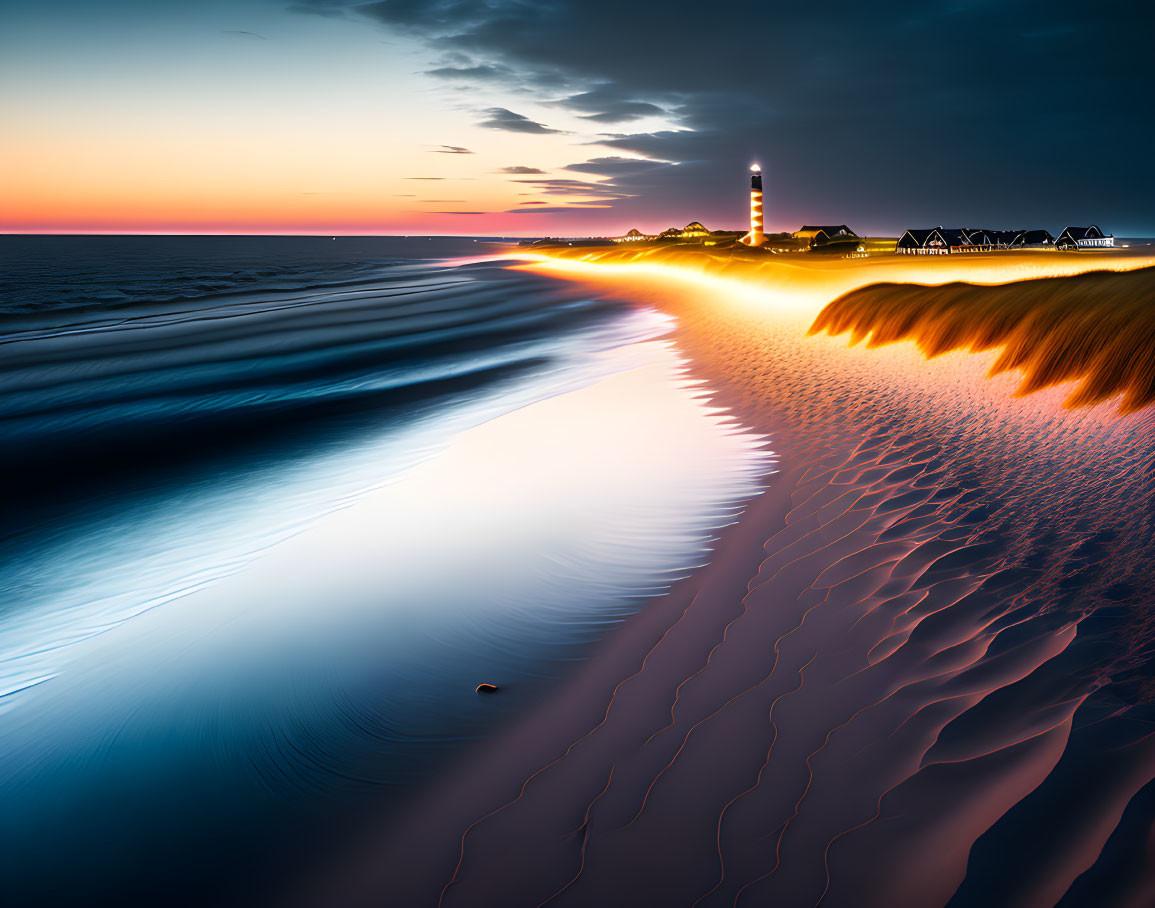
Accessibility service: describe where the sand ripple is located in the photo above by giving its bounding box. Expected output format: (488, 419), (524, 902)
(315, 262), (1155, 908)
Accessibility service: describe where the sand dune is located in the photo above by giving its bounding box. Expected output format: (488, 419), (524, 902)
(810, 266), (1155, 413)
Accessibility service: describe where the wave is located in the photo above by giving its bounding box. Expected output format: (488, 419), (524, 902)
(0, 255), (685, 714)
(0, 261), (649, 519)
(808, 266), (1155, 414)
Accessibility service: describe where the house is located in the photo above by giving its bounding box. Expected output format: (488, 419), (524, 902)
(612, 227), (652, 243)
(654, 221), (713, 241)
(962, 228), (996, 249)
(1009, 229), (1055, 248)
(793, 225), (858, 248)
(969, 228), (1053, 249)
(939, 229), (978, 252)
(896, 227), (974, 254)
(896, 228), (946, 254)
(1056, 226), (1114, 250)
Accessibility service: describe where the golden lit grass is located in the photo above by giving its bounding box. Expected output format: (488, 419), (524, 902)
(809, 266), (1155, 413)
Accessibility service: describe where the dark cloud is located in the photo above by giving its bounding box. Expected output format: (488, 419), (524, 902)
(304, 0), (1153, 233)
(424, 63), (512, 81)
(428, 145), (475, 154)
(562, 156), (671, 178)
(221, 30), (267, 39)
(552, 85), (666, 123)
(511, 178), (632, 200)
(579, 107), (662, 124)
(476, 107), (563, 134)
(519, 201), (548, 205)
(356, 0), (485, 30)
(497, 166), (547, 174)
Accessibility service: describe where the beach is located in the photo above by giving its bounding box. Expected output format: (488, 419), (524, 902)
(4, 238), (1155, 906)
(313, 246), (1155, 906)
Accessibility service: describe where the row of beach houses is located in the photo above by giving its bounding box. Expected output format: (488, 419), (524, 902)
(896, 225), (1114, 254)
(608, 222), (1116, 255)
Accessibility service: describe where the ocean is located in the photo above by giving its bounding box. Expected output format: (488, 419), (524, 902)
(0, 236), (770, 905)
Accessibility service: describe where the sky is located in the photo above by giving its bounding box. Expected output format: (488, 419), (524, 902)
(2, 0), (1152, 236)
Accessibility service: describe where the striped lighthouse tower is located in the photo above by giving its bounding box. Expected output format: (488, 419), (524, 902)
(741, 163), (765, 247)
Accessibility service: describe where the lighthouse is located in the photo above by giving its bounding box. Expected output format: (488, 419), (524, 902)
(740, 163), (765, 247)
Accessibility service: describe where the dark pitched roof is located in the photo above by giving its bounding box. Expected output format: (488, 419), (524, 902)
(1059, 225), (1106, 240)
(897, 227), (971, 247)
(937, 229), (970, 246)
(903, 227), (1062, 248)
(798, 225), (857, 236)
(897, 229), (936, 246)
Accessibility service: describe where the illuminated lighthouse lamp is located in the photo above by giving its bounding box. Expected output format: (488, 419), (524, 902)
(741, 162), (765, 247)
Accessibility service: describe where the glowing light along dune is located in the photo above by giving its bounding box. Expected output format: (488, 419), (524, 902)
(811, 266), (1155, 414)
(511, 243), (1155, 322)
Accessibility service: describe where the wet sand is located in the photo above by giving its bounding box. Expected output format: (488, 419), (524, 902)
(307, 250), (1155, 907)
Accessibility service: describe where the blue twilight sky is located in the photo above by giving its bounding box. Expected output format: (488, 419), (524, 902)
(2, 0), (1152, 235)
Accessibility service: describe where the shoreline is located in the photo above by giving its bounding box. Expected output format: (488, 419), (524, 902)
(306, 255), (1155, 906)
(302, 411), (798, 908)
